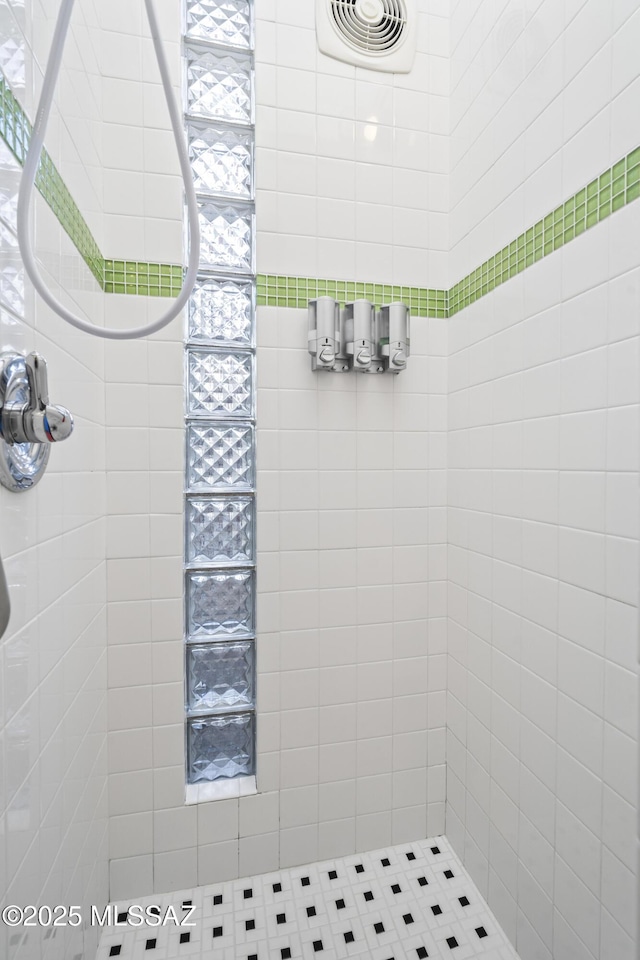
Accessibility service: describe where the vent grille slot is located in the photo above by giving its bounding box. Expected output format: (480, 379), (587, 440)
(330, 0), (407, 55)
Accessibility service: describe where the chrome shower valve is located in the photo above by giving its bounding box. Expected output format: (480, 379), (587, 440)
(0, 351), (73, 491)
(1, 352), (73, 445)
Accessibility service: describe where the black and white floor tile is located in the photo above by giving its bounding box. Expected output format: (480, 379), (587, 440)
(96, 836), (520, 960)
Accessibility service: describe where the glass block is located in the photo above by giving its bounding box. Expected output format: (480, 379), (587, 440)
(187, 568), (255, 639)
(188, 349), (253, 418)
(188, 121), (253, 199)
(198, 201), (253, 273)
(187, 641), (255, 714)
(186, 421), (255, 491)
(186, 44), (252, 125)
(0, 162), (19, 227)
(0, 255), (24, 315)
(188, 712), (254, 782)
(186, 0), (252, 49)
(188, 275), (253, 345)
(187, 496), (254, 565)
(0, 12), (25, 91)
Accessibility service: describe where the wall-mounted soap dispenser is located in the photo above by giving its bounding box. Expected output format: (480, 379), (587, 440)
(379, 303), (410, 373)
(308, 298), (410, 374)
(308, 297), (349, 371)
(343, 300), (384, 374)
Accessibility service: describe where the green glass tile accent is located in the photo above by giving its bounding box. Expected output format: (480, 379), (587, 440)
(627, 182), (640, 203)
(264, 147), (640, 318)
(256, 274), (446, 318)
(447, 147), (640, 316)
(102, 259), (184, 297)
(2, 63), (636, 316)
(0, 69), (183, 299)
(613, 158), (626, 179)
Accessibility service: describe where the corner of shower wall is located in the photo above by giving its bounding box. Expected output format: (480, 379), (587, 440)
(0, 0), (110, 957)
(446, 3), (640, 958)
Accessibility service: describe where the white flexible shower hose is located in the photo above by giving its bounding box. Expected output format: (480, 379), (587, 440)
(17, 0), (200, 340)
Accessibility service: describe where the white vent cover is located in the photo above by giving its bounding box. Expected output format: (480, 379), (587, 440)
(317, 0), (417, 73)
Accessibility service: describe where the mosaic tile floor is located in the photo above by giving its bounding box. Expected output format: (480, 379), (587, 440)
(96, 836), (520, 960)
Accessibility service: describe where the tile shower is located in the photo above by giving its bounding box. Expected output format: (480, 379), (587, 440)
(0, 1), (637, 960)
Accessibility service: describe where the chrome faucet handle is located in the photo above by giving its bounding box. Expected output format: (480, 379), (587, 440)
(0, 351), (73, 490)
(26, 352), (50, 407)
(22, 352), (74, 443)
(0, 351), (74, 446)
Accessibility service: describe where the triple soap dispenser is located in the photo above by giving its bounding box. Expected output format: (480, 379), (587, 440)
(308, 297), (410, 374)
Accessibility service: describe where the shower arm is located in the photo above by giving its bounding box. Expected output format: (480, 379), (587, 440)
(16, 0), (200, 340)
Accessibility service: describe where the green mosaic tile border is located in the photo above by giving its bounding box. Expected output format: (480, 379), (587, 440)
(104, 259), (184, 297)
(448, 147), (640, 316)
(258, 148), (640, 319)
(0, 71), (182, 298)
(257, 276), (448, 318)
(1, 70), (637, 312)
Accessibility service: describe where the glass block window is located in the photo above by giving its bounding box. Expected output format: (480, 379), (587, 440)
(188, 275), (253, 345)
(197, 200), (254, 273)
(188, 121), (253, 199)
(188, 713), (255, 781)
(186, 44), (252, 125)
(187, 569), (255, 639)
(186, 0), (252, 49)
(187, 641), (255, 713)
(188, 349), (254, 419)
(187, 497), (254, 565)
(186, 421), (255, 491)
(184, 0), (256, 786)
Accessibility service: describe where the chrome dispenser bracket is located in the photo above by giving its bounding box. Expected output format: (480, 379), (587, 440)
(0, 351), (74, 492)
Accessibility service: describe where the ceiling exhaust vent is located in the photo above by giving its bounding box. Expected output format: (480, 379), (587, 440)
(317, 0), (417, 73)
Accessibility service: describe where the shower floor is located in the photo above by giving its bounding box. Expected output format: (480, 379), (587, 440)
(96, 836), (519, 960)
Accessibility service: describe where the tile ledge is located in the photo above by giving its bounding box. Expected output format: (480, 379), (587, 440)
(185, 775), (257, 804)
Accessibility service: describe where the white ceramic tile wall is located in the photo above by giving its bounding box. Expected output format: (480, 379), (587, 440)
(255, 0), (451, 287)
(108, 308), (449, 900)
(0, 2), (108, 959)
(107, 325), (450, 896)
(447, 216), (640, 960)
(101, 0), (188, 904)
(450, 0), (640, 281)
(252, 302), (448, 862)
(99, 0), (182, 264)
(448, 3), (640, 958)
(108, 0), (452, 901)
(4, 8), (637, 960)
